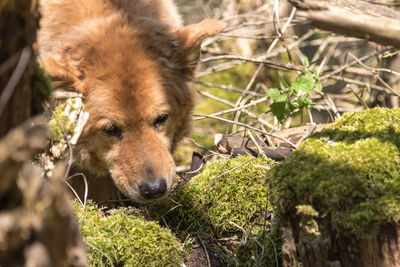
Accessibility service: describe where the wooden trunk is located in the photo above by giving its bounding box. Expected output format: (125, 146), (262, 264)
(283, 222), (400, 267)
(0, 1), (87, 266)
(0, 0), (39, 137)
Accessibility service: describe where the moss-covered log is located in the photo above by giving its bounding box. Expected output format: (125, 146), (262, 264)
(268, 108), (400, 267)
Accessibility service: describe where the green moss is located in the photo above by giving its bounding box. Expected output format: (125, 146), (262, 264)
(149, 155), (280, 265)
(73, 201), (186, 267)
(236, 225), (282, 267)
(267, 107), (400, 238)
(31, 60), (53, 99)
(49, 99), (78, 142)
(168, 155), (275, 237)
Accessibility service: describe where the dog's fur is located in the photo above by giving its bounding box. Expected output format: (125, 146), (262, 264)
(38, 0), (225, 202)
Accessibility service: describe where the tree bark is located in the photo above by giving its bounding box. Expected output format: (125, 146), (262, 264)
(288, 0), (400, 48)
(0, 0), (39, 137)
(0, 1), (87, 266)
(282, 222), (400, 267)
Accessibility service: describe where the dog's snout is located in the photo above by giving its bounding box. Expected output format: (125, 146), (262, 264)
(139, 178), (167, 199)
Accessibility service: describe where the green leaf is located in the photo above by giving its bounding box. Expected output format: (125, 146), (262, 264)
(315, 83), (323, 91)
(303, 57), (309, 67)
(313, 68), (320, 80)
(267, 88), (280, 99)
(270, 102), (289, 121)
(290, 96), (312, 112)
(268, 88), (288, 102)
(298, 96), (313, 105)
(290, 100), (302, 110)
(277, 93), (288, 102)
(292, 74), (314, 94)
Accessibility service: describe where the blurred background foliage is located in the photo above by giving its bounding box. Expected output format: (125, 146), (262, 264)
(173, 0), (400, 167)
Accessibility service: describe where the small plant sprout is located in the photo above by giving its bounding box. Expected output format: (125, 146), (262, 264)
(267, 62), (323, 124)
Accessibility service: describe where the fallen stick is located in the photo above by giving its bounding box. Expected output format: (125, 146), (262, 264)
(215, 123), (329, 160)
(289, 0), (400, 48)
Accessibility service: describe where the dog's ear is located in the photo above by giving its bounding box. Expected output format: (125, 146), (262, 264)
(175, 19), (226, 49)
(39, 44), (93, 94)
(174, 19), (226, 74)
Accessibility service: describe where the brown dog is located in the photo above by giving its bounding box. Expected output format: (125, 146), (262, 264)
(38, 0), (225, 203)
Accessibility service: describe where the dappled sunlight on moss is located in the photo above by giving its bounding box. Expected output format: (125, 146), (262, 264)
(149, 155), (280, 265)
(73, 201), (185, 267)
(268, 107), (400, 238)
(170, 155), (275, 237)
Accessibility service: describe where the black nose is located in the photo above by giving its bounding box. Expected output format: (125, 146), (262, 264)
(139, 178), (167, 199)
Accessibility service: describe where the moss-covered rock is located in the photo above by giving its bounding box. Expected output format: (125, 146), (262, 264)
(73, 201), (186, 267)
(267, 107), (400, 239)
(170, 155), (275, 237)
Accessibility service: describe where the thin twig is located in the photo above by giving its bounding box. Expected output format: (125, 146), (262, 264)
(196, 96), (268, 119)
(346, 84), (369, 109)
(54, 118), (74, 179)
(65, 180), (85, 207)
(375, 74), (400, 97)
(296, 123), (317, 146)
(197, 90), (234, 107)
(200, 55), (303, 71)
(232, 63), (263, 133)
(0, 47), (31, 116)
(85, 242), (115, 267)
(329, 75), (395, 94)
(266, 234), (279, 267)
(197, 29), (316, 78)
(193, 114), (297, 148)
(219, 33), (296, 40)
(248, 131), (266, 156)
(197, 235), (211, 267)
(185, 138), (220, 156)
(196, 81), (264, 97)
(347, 52), (400, 77)
(0, 51), (20, 76)
(320, 47), (394, 80)
(229, 221), (246, 234)
(204, 158), (255, 193)
(66, 173), (89, 206)
(196, 91), (277, 130)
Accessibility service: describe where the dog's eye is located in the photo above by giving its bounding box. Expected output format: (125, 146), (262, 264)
(104, 124), (122, 138)
(153, 114), (168, 128)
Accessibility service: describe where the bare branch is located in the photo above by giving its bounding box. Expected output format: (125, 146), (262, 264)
(289, 0), (400, 48)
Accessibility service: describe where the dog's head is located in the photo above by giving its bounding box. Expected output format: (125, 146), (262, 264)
(41, 16), (225, 202)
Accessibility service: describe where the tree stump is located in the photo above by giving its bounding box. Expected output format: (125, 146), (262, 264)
(282, 222), (400, 267)
(268, 109), (400, 267)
